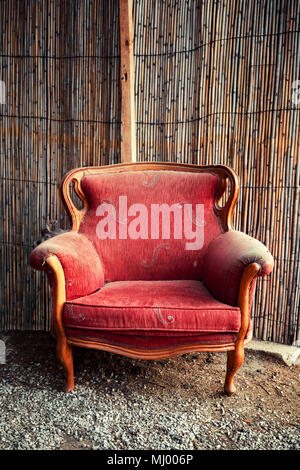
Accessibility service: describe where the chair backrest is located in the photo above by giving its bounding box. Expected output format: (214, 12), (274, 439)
(61, 163), (239, 282)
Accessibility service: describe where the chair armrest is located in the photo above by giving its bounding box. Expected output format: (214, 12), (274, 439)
(30, 231), (104, 300)
(202, 230), (274, 306)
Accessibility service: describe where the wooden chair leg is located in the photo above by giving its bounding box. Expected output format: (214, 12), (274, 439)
(224, 263), (260, 396)
(46, 256), (74, 392)
(57, 341), (74, 392)
(224, 343), (244, 396)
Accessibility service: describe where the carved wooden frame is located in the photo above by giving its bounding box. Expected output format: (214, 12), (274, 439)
(60, 162), (240, 232)
(45, 162), (259, 395)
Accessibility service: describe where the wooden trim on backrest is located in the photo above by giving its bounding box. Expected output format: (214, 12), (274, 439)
(60, 162), (240, 232)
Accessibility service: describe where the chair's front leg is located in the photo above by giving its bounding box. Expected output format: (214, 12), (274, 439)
(224, 343), (244, 396)
(46, 255), (74, 392)
(57, 340), (74, 392)
(224, 263), (260, 396)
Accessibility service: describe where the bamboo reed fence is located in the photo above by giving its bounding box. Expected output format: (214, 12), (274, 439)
(0, 0), (299, 345)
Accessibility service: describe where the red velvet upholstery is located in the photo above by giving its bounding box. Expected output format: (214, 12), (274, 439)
(65, 329), (241, 349)
(63, 280), (244, 349)
(30, 232), (104, 300)
(78, 170), (223, 281)
(63, 280), (240, 330)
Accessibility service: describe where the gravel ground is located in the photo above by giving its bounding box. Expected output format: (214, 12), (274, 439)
(0, 332), (299, 450)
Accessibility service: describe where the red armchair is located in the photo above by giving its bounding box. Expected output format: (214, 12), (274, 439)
(30, 162), (274, 395)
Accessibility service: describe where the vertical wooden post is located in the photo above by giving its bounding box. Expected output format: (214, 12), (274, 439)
(119, 0), (137, 163)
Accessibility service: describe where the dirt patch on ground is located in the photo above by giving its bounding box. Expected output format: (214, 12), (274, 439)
(0, 331), (299, 450)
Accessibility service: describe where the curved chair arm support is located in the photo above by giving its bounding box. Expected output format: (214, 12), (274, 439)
(45, 255), (74, 391)
(237, 262), (261, 342)
(224, 262), (260, 396)
(46, 255), (67, 340)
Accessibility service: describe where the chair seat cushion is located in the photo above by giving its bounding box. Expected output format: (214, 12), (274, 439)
(63, 281), (241, 347)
